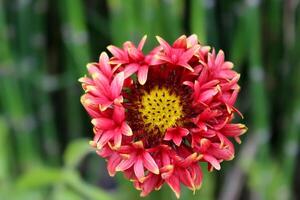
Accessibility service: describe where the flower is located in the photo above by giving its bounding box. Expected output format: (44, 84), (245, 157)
(80, 34), (247, 198)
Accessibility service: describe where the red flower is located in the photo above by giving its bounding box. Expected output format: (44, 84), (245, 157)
(80, 35), (247, 198)
(107, 35), (150, 85)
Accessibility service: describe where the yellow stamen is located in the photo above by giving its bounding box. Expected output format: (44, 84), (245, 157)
(139, 87), (183, 134)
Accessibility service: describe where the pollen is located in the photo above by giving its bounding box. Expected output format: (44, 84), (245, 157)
(139, 87), (183, 134)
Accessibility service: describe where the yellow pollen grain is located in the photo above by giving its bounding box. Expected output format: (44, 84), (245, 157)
(139, 87), (183, 134)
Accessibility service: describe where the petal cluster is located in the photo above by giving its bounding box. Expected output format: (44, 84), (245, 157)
(80, 34), (247, 198)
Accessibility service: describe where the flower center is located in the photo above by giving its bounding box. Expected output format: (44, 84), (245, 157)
(139, 87), (183, 134)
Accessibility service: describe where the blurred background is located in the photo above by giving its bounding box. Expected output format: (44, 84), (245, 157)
(0, 0), (300, 199)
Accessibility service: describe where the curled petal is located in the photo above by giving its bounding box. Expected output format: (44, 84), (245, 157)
(134, 158), (145, 182)
(143, 152), (159, 175)
(116, 156), (136, 171)
(138, 65), (149, 85)
(107, 153), (122, 176)
(156, 36), (172, 55)
(97, 130), (115, 149)
(124, 63), (139, 78)
(203, 155), (221, 170)
(110, 72), (124, 98)
(164, 127), (189, 146)
(113, 132), (122, 148)
(140, 174), (161, 197)
(91, 118), (115, 130)
(107, 45), (127, 60)
(112, 105), (125, 124)
(187, 34), (198, 48)
(166, 176), (180, 199)
(121, 122), (133, 136)
(99, 52), (112, 78)
(173, 35), (187, 48)
(138, 35), (147, 51)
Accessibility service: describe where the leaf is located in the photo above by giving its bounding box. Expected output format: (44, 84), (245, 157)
(16, 167), (62, 190)
(0, 117), (11, 181)
(63, 170), (115, 200)
(52, 184), (83, 200)
(63, 138), (93, 168)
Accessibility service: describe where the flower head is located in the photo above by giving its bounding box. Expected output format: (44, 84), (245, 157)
(80, 35), (247, 198)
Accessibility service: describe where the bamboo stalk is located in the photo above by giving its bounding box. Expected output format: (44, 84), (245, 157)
(58, 0), (91, 139)
(219, 1), (272, 199)
(242, 2), (273, 199)
(159, 0), (183, 41)
(107, 0), (137, 45)
(0, 0), (40, 172)
(190, 0), (206, 43)
(29, 0), (60, 165)
(0, 117), (11, 183)
(280, 0), (300, 198)
(204, 0), (219, 48)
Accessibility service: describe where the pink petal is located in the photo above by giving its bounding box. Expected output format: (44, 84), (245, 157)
(173, 35), (187, 48)
(112, 105), (125, 124)
(124, 63), (139, 78)
(97, 130), (114, 149)
(166, 176), (180, 199)
(182, 81), (194, 88)
(221, 123), (247, 137)
(178, 127), (189, 136)
(116, 156), (136, 171)
(143, 152), (159, 174)
(164, 128), (188, 146)
(78, 76), (93, 86)
(99, 101), (113, 111)
(178, 62), (194, 72)
(164, 129), (174, 141)
(107, 153), (122, 176)
(197, 88), (218, 103)
(172, 135), (183, 146)
(86, 63), (100, 74)
(110, 72), (124, 98)
(215, 50), (224, 67)
(91, 118), (115, 130)
(96, 145), (113, 157)
(134, 158), (145, 182)
(193, 80), (200, 100)
(187, 34), (198, 48)
(90, 73), (111, 96)
(156, 36), (172, 55)
(190, 163), (202, 189)
(203, 155), (221, 170)
(113, 131), (122, 148)
(148, 54), (167, 65)
(156, 54), (172, 63)
(181, 45), (200, 62)
(138, 35), (147, 51)
(127, 45), (144, 60)
(222, 61), (234, 69)
(138, 65), (149, 85)
(162, 152), (171, 166)
(107, 45), (127, 60)
(197, 65), (208, 84)
(178, 169), (194, 190)
(140, 174), (160, 197)
(121, 122), (133, 136)
(99, 52), (112, 78)
(209, 144), (234, 160)
(113, 95), (123, 105)
(199, 138), (211, 152)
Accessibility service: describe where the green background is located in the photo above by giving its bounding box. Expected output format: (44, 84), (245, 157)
(0, 0), (299, 199)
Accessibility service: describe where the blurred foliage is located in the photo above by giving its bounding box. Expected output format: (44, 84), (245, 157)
(0, 0), (300, 200)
